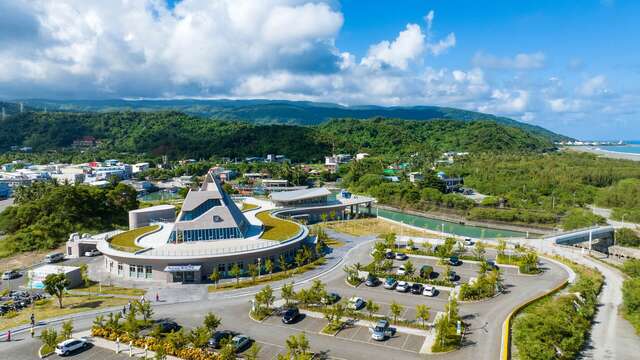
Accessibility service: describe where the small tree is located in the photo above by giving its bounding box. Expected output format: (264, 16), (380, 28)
(407, 239), (415, 250)
(39, 328), (58, 352)
(324, 303), (346, 330)
(248, 263), (259, 284)
(203, 312), (221, 333)
(472, 241), (487, 261)
(279, 254), (290, 276)
(188, 326), (211, 349)
(365, 299), (379, 319)
(137, 300), (153, 323)
(404, 260), (415, 278)
(309, 280), (327, 304)
(79, 263), (91, 288)
(281, 282), (295, 306)
(229, 263), (242, 286)
(478, 261), (490, 275)
(264, 258), (274, 278)
(295, 249), (305, 271)
(384, 233), (397, 250)
(124, 307), (139, 336)
(61, 320), (74, 340)
(43, 273), (70, 308)
(92, 315), (105, 329)
(320, 213), (328, 223)
(219, 343), (236, 360)
(390, 301), (404, 324)
(497, 239), (507, 257)
(416, 304), (431, 329)
(245, 342), (261, 360)
(209, 269), (220, 288)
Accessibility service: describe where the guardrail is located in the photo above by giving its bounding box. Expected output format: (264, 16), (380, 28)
(500, 279), (569, 360)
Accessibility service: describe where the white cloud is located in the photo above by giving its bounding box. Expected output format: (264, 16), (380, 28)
(428, 33), (456, 56)
(578, 75), (608, 97)
(361, 24), (425, 70)
(472, 51), (546, 70)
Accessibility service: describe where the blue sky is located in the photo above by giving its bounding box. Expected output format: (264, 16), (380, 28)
(1, 0), (639, 139)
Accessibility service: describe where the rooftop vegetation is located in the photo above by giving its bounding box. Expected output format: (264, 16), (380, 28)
(109, 225), (159, 252)
(256, 211), (300, 241)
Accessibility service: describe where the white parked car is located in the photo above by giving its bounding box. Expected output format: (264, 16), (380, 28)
(395, 281), (410, 293)
(422, 285), (437, 297)
(463, 238), (474, 246)
(84, 249), (101, 257)
(348, 297), (366, 310)
(396, 265), (407, 275)
(55, 338), (88, 356)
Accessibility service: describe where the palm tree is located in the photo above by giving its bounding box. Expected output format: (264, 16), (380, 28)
(390, 301), (403, 324)
(365, 299), (379, 319)
(279, 254), (289, 276)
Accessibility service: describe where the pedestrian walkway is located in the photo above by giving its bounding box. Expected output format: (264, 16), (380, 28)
(74, 330), (182, 360)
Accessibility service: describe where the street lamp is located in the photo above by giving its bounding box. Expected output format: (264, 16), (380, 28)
(257, 258), (262, 278)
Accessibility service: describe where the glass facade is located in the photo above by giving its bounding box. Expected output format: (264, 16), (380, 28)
(169, 226), (242, 242)
(180, 199), (222, 221)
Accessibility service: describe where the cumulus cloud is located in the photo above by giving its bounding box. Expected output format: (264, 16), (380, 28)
(0, 1), (637, 138)
(472, 51), (546, 70)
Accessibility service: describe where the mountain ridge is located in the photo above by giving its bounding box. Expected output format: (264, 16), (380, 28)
(13, 98), (571, 141)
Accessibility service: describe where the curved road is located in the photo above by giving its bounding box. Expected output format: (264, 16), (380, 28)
(2, 229), (571, 360)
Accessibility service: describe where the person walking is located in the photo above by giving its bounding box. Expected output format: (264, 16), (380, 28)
(122, 305), (126, 316)
(30, 326), (35, 338)
(30, 313), (35, 326)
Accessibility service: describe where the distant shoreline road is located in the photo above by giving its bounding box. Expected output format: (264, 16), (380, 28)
(566, 146), (640, 161)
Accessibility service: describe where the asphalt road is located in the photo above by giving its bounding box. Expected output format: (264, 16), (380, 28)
(1, 230), (570, 360)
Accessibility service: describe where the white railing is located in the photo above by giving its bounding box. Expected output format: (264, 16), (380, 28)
(146, 240), (281, 257)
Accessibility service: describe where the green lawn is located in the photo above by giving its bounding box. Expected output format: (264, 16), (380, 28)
(109, 225), (159, 252)
(256, 211), (301, 241)
(241, 202), (259, 212)
(72, 284), (147, 297)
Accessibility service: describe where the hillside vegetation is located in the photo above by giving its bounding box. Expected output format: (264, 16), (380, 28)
(0, 112), (554, 160)
(19, 99), (569, 141)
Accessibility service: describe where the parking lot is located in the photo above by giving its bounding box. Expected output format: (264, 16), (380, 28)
(1, 255), (102, 291)
(260, 311), (425, 355)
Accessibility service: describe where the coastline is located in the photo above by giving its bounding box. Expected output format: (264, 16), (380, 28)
(565, 146), (640, 161)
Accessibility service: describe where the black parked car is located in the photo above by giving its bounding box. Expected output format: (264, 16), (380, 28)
(282, 307), (300, 324)
(140, 320), (180, 337)
(410, 283), (424, 294)
(208, 330), (234, 348)
(365, 275), (380, 287)
(385, 251), (395, 259)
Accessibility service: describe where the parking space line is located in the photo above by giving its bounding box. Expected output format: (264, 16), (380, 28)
(400, 334), (411, 350)
(338, 333), (420, 354)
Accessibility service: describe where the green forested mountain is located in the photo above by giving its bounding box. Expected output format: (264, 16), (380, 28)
(0, 111), (554, 161)
(17, 98), (569, 141)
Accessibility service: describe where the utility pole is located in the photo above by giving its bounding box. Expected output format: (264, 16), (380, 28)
(19, 102), (24, 113)
(1, 107), (5, 121)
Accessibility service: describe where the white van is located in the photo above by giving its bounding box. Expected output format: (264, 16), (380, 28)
(44, 252), (65, 263)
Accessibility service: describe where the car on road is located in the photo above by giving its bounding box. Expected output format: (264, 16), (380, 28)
(365, 274), (380, 287)
(55, 338), (88, 356)
(322, 292), (341, 305)
(463, 238), (474, 246)
(282, 307), (300, 324)
(422, 285), (437, 297)
(410, 283), (424, 294)
(208, 330), (234, 348)
(2, 269), (20, 280)
(383, 277), (397, 289)
(348, 297), (366, 310)
(44, 252), (65, 264)
(395, 281), (410, 292)
(370, 319), (395, 341)
(419, 265), (434, 279)
(84, 249), (101, 257)
(396, 265), (407, 275)
(395, 252), (408, 260)
(231, 334), (251, 351)
(449, 256), (462, 266)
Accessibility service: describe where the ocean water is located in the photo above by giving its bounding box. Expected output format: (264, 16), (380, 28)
(599, 141), (640, 155)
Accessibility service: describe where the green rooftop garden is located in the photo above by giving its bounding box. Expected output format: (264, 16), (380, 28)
(256, 211), (301, 241)
(109, 225), (159, 252)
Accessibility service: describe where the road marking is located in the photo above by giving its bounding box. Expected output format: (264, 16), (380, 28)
(400, 333), (412, 349)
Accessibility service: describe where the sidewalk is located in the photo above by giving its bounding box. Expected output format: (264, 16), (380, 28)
(74, 330), (181, 360)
